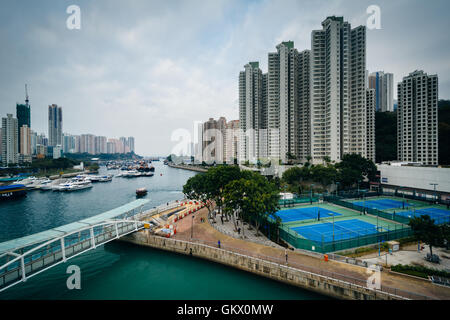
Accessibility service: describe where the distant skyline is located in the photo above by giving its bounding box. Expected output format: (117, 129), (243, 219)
(0, 0), (449, 156)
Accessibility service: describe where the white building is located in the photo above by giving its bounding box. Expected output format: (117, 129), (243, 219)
(368, 71), (394, 112)
(310, 16), (368, 164)
(397, 70), (438, 166)
(239, 62), (265, 163)
(366, 89), (376, 162)
(378, 163), (450, 197)
(1, 114), (19, 165)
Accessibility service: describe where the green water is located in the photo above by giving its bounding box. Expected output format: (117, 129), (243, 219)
(0, 162), (326, 300)
(0, 241), (325, 300)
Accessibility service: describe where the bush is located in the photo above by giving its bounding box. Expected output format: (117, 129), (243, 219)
(391, 264), (450, 279)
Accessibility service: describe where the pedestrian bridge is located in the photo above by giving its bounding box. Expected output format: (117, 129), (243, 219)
(0, 199), (150, 293)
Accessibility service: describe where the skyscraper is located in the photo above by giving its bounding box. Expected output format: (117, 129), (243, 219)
(397, 70), (438, 165)
(310, 16), (367, 164)
(127, 137), (135, 153)
(366, 89), (376, 162)
(16, 85), (31, 152)
(239, 62), (265, 163)
(368, 71), (394, 112)
(1, 114), (19, 165)
(48, 104), (63, 147)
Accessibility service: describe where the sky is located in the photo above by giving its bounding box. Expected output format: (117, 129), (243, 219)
(0, 0), (449, 156)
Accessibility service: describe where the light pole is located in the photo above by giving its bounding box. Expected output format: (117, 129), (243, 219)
(310, 184), (315, 204)
(191, 215), (195, 239)
(430, 183), (438, 203)
(336, 182), (340, 197)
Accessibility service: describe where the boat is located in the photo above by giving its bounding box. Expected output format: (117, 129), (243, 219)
(0, 184), (27, 201)
(34, 179), (52, 190)
(52, 182), (72, 191)
(67, 180), (93, 191)
(144, 172), (154, 177)
(98, 175), (113, 182)
(121, 170), (141, 177)
(136, 188), (148, 197)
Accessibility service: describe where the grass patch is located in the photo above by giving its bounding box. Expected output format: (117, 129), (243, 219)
(391, 264), (450, 279)
(340, 243), (389, 258)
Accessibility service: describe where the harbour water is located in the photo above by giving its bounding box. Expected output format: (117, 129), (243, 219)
(0, 161), (324, 300)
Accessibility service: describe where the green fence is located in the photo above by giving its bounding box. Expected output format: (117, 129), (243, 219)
(279, 222), (412, 254)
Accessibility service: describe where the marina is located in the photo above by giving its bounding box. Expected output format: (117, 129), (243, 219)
(0, 161), (323, 300)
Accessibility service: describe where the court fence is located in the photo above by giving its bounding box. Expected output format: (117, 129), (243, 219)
(279, 222), (412, 254)
(324, 195), (450, 225)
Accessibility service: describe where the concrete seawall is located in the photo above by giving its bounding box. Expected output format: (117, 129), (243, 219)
(167, 163), (208, 173)
(121, 231), (404, 300)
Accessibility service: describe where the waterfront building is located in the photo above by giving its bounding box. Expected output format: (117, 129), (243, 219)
(1, 114), (19, 165)
(48, 104), (63, 147)
(107, 140), (116, 154)
(310, 16), (368, 164)
(63, 133), (76, 154)
(80, 134), (95, 154)
(53, 145), (62, 159)
(267, 42), (310, 164)
(239, 62), (266, 163)
(127, 137), (135, 153)
(224, 120), (240, 164)
(397, 70), (438, 165)
(36, 144), (46, 156)
(368, 71), (394, 112)
(30, 130), (37, 155)
(95, 136), (107, 154)
(19, 125), (31, 157)
(202, 117), (226, 163)
(119, 137), (128, 154)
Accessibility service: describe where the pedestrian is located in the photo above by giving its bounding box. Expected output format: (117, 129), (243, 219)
(221, 215), (224, 224)
(237, 227), (241, 235)
(285, 249), (288, 264)
(218, 240), (221, 248)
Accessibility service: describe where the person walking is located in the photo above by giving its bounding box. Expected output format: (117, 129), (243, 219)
(285, 249), (288, 265)
(218, 240), (221, 248)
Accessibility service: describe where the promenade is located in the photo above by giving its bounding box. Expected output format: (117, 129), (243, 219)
(170, 206), (450, 300)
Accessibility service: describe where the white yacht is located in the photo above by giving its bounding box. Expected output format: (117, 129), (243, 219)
(98, 175), (113, 182)
(66, 180), (93, 191)
(121, 170), (141, 177)
(34, 179), (52, 190)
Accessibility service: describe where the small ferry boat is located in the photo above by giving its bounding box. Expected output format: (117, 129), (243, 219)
(136, 188), (148, 197)
(0, 184), (27, 201)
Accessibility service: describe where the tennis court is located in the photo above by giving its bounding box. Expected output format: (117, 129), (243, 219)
(394, 207), (450, 224)
(292, 219), (382, 243)
(352, 198), (411, 210)
(273, 206), (341, 223)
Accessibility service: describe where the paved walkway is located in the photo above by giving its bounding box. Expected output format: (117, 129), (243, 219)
(171, 207), (450, 300)
(209, 211), (283, 249)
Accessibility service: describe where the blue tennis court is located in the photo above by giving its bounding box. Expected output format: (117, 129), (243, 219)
(273, 207), (341, 223)
(394, 207), (450, 224)
(353, 198), (411, 210)
(292, 219), (382, 243)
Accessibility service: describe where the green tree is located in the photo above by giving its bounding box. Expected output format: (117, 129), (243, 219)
(183, 173), (215, 219)
(409, 215), (442, 257)
(223, 172), (279, 236)
(205, 165), (241, 219)
(335, 154), (376, 189)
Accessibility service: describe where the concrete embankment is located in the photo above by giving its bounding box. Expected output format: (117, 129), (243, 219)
(121, 231), (403, 300)
(167, 163), (208, 173)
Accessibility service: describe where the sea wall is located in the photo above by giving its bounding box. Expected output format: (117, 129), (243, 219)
(121, 231), (404, 300)
(167, 163), (208, 173)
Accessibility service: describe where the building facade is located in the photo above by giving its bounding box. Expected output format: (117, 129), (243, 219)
(48, 104), (63, 147)
(310, 16), (368, 164)
(368, 71), (394, 112)
(397, 70), (438, 165)
(1, 114), (19, 165)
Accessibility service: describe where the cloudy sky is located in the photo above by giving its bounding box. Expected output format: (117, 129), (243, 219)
(0, 0), (449, 156)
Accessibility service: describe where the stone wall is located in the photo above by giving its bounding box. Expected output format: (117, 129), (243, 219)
(121, 231), (404, 300)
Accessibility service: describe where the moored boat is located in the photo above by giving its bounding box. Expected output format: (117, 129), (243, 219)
(136, 188), (148, 197)
(0, 184), (27, 200)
